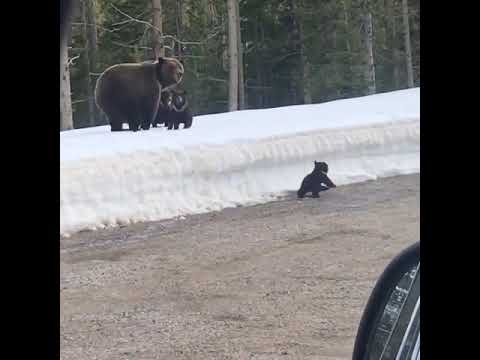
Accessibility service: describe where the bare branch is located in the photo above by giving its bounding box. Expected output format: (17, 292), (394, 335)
(111, 9), (148, 26)
(111, 40), (152, 51)
(68, 54), (81, 66)
(109, 3), (222, 47)
(268, 52), (300, 64)
(186, 68), (227, 83)
(71, 22), (118, 33)
(179, 55), (208, 59)
(110, 40), (174, 54)
(245, 79), (273, 89)
(203, 77), (227, 83)
(72, 98), (91, 105)
(110, 4), (161, 34)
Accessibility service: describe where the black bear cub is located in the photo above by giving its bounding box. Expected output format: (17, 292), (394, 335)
(165, 89), (193, 130)
(297, 161), (336, 198)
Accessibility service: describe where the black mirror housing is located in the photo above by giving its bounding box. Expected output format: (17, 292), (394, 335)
(352, 242), (420, 360)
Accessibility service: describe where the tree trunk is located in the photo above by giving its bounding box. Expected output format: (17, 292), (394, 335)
(151, 0), (165, 58)
(60, 33), (74, 131)
(192, 57), (198, 113)
(60, 0), (74, 51)
(283, 0), (298, 105)
(227, 0), (239, 111)
(342, 0), (351, 54)
(206, 0), (218, 24)
(254, 19), (264, 108)
(175, 0), (183, 57)
(81, 0), (98, 126)
(84, 0), (98, 69)
(299, 21), (312, 104)
(341, 0), (354, 76)
(261, 23), (270, 107)
(332, 29), (341, 97)
(293, 0), (312, 104)
(235, 0), (245, 109)
(392, 28), (400, 88)
(402, 0), (414, 87)
(142, 24), (150, 60)
(387, 0), (400, 89)
(286, 0), (311, 105)
(360, 1), (376, 95)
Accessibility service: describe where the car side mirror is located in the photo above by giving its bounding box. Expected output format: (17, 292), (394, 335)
(352, 242), (420, 360)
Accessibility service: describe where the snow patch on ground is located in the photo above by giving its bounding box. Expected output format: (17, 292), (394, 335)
(60, 88), (420, 235)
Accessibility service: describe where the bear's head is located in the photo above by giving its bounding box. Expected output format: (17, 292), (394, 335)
(172, 89), (187, 111)
(156, 57), (184, 89)
(314, 161), (328, 173)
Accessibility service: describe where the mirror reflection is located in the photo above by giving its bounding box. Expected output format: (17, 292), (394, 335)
(368, 263), (420, 360)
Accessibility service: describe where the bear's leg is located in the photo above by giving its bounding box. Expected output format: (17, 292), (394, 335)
(117, 101), (136, 132)
(167, 115), (174, 130)
(152, 115), (158, 128)
(183, 112), (193, 129)
(140, 94), (160, 131)
(311, 183), (324, 198)
(106, 109), (127, 132)
(297, 178), (310, 198)
(154, 110), (167, 128)
(126, 111), (140, 132)
(110, 122), (123, 131)
(297, 187), (306, 199)
(140, 103), (151, 130)
(140, 107), (151, 131)
(127, 116), (140, 132)
(174, 120), (180, 130)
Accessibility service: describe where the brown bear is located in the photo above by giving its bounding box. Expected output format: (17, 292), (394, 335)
(94, 57), (184, 132)
(165, 89), (193, 130)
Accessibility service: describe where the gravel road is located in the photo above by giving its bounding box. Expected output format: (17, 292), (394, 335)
(61, 174), (419, 360)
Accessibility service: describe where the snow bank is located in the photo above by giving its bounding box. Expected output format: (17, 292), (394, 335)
(61, 88), (420, 235)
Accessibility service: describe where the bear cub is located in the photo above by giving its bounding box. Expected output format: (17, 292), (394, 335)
(165, 89), (193, 130)
(297, 161), (336, 198)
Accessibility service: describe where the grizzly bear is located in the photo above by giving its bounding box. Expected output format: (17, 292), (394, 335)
(297, 161), (336, 198)
(94, 57), (184, 132)
(165, 89), (193, 130)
